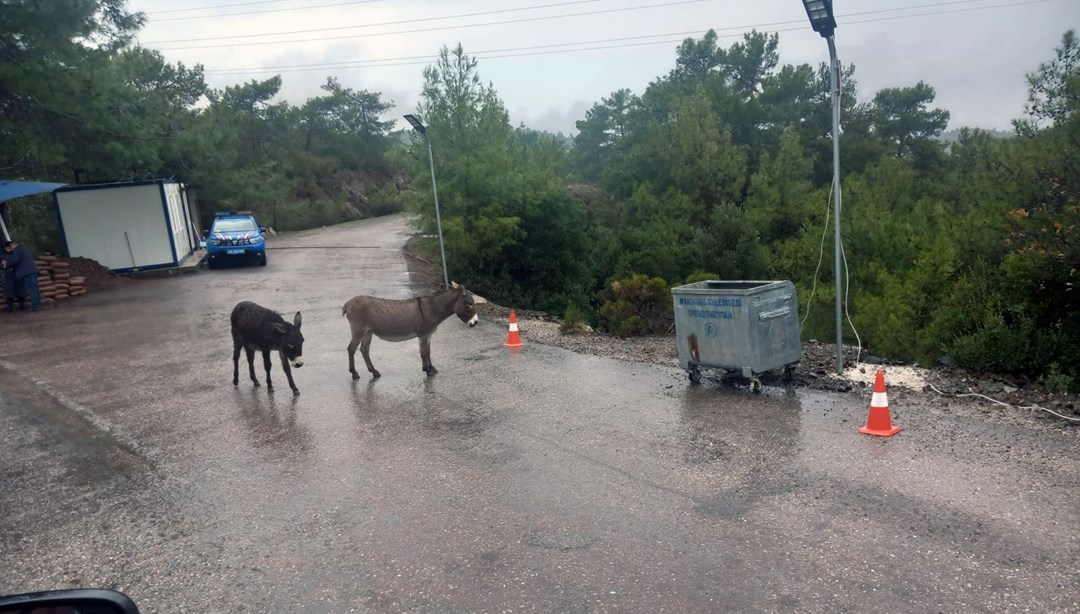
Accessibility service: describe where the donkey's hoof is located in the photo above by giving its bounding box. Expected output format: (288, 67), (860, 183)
(233, 379), (239, 386)
(267, 386), (274, 394)
(292, 388), (300, 396)
(371, 371), (381, 379)
(351, 372), (361, 380)
(252, 381), (261, 387)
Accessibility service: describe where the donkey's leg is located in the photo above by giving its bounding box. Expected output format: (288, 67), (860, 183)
(262, 349), (275, 393)
(246, 347), (260, 386)
(279, 350), (299, 395)
(360, 330), (380, 378)
(419, 334), (437, 376)
(232, 338), (243, 386)
(348, 333), (362, 380)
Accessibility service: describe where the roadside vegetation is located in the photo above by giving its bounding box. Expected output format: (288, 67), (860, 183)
(2, 2), (1077, 390)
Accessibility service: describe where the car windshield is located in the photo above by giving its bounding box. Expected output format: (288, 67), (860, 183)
(213, 218), (257, 233)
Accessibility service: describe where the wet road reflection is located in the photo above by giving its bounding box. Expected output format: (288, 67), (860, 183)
(234, 386), (314, 463)
(0, 216), (1077, 613)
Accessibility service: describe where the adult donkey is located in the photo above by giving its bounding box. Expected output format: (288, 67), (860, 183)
(343, 283), (479, 379)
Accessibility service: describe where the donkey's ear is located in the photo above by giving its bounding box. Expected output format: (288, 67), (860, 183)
(272, 322), (288, 335)
(293, 311), (302, 328)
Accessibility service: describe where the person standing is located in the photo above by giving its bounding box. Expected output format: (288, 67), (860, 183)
(0, 247), (27, 311)
(1, 240), (40, 312)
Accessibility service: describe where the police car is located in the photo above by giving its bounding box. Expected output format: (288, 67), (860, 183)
(205, 211), (267, 268)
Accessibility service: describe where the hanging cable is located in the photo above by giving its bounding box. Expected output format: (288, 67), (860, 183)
(801, 177), (833, 330)
(927, 383), (1080, 423)
(840, 231), (864, 366)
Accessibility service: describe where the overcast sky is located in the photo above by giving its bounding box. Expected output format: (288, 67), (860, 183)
(126, 0), (1080, 135)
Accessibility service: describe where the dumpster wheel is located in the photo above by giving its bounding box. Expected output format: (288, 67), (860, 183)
(749, 378), (763, 393)
(688, 367), (702, 384)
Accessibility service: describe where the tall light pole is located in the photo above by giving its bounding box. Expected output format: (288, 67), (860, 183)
(403, 114), (450, 289)
(802, 0), (844, 374)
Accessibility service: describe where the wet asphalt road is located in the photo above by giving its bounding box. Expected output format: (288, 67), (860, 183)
(1, 216), (1078, 613)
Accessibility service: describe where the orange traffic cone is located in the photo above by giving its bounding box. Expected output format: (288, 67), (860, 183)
(859, 369), (901, 437)
(503, 309), (525, 348)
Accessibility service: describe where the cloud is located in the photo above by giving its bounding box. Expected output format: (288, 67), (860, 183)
(512, 100), (592, 136)
(130, 0), (1080, 133)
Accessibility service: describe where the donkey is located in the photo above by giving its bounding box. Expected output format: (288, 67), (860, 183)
(343, 284), (479, 379)
(231, 301), (305, 395)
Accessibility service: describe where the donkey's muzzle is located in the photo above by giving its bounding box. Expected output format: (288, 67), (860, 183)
(467, 315), (479, 327)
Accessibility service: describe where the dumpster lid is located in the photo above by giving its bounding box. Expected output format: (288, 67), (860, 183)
(672, 280), (790, 294)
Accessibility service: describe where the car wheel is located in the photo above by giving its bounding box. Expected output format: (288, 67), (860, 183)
(259, 254), (267, 266)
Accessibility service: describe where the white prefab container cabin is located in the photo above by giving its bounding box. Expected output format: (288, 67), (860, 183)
(53, 179), (199, 273)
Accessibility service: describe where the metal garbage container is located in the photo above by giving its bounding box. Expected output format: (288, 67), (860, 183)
(671, 280), (801, 392)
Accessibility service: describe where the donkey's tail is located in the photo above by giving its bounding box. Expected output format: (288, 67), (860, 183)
(342, 304), (347, 317)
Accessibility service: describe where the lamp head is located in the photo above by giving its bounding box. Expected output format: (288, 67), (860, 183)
(403, 114), (427, 134)
(802, 0), (836, 38)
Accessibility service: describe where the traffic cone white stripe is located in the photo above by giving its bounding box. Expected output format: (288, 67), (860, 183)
(860, 368), (901, 437)
(504, 309), (525, 347)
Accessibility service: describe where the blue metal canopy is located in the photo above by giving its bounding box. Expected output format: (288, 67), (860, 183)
(0, 180), (67, 201)
(0, 180), (67, 241)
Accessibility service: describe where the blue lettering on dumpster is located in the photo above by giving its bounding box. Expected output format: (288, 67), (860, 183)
(678, 297), (742, 307)
(687, 309), (734, 320)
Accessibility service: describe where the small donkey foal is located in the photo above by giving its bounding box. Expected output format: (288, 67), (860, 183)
(231, 301), (305, 395)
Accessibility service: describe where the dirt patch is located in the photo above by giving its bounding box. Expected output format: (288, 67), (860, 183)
(60, 256), (132, 292)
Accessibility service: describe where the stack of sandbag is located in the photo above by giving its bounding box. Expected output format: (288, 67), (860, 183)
(35, 256), (58, 308)
(50, 258), (72, 304)
(70, 275), (86, 297)
(33, 255), (89, 307)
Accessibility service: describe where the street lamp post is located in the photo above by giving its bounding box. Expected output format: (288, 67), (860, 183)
(403, 114), (450, 289)
(802, 0), (844, 374)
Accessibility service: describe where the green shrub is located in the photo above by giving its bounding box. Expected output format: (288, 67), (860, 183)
(614, 314), (649, 337)
(684, 270), (720, 284)
(946, 307), (1038, 373)
(598, 273), (672, 336)
(1037, 363), (1076, 394)
(367, 182), (407, 217)
(559, 303), (587, 334)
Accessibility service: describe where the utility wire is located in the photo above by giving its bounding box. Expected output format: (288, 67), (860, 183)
(153, 0), (1059, 54)
(843, 0), (1055, 29)
(202, 38), (710, 74)
(148, 0), (383, 21)
(145, 0), (709, 44)
(198, 0), (1059, 74)
(202, 25), (800, 74)
(146, 0), (989, 26)
(149, 0), (717, 50)
(147, 0), (317, 15)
